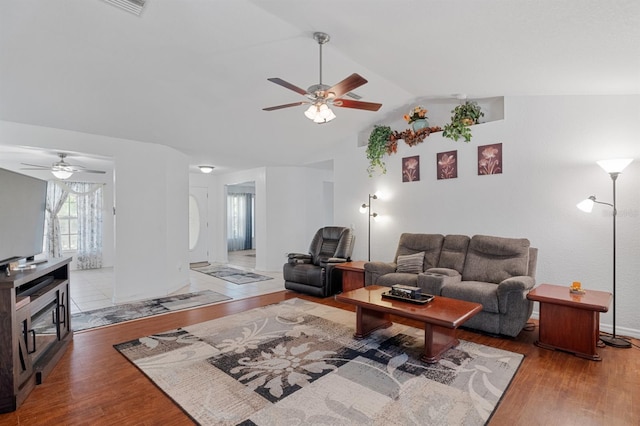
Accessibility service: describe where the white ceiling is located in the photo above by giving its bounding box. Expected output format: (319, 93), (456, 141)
(1, 0), (638, 175)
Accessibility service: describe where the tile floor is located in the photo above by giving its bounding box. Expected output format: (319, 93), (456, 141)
(69, 250), (285, 313)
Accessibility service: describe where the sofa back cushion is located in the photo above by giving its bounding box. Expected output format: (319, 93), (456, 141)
(437, 234), (470, 273)
(462, 235), (530, 283)
(309, 226), (354, 265)
(394, 233), (444, 271)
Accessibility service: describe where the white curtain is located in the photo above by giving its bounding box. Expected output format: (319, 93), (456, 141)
(227, 193), (254, 251)
(45, 181), (103, 269)
(68, 182), (103, 270)
(44, 182), (70, 258)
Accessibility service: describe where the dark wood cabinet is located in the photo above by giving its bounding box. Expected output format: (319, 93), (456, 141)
(527, 283), (611, 361)
(0, 257), (72, 412)
(334, 261), (366, 292)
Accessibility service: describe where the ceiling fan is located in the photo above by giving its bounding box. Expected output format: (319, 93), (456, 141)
(21, 153), (106, 180)
(263, 32), (382, 123)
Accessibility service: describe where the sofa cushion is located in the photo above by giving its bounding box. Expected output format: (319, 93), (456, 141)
(462, 235), (530, 284)
(437, 234), (470, 273)
(377, 272), (420, 287)
(441, 280), (500, 313)
(394, 233), (444, 270)
(396, 252), (424, 273)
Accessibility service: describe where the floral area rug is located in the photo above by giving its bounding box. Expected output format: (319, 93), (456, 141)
(192, 264), (273, 285)
(114, 298), (523, 425)
(35, 290), (232, 333)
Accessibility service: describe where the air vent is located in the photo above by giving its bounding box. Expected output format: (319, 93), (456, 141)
(102, 0), (146, 16)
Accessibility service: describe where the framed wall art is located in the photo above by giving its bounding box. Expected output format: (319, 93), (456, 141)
(437, 150), (457, 180)
(478, 143), (502, 175)
(402, 155), (420, 182)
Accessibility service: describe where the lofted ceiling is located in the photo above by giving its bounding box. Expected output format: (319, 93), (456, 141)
(0, 0), (638, 175)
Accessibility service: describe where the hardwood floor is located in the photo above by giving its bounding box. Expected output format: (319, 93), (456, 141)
(2, 291), (638, 425)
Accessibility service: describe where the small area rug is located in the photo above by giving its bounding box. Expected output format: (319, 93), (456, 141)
(114, 298), (523, 425)
(67, 290), (231, 332)
(192, 264), (273, 285)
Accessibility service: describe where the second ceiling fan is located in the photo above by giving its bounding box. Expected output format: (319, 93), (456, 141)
(263, 32), (382, 123)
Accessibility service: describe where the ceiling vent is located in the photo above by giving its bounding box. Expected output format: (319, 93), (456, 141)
(102, 0), (146, 16)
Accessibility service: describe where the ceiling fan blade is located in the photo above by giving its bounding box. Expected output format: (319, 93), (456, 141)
(267, 78), (309, 96)
(263, 101), (307, 111)
(333, 99), (382, 111)
(79, 169), (106, 174)
(20, 163), (49, 169)
(326, 74), (368, 99)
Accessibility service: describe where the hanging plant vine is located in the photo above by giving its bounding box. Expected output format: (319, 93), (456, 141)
(366, 125), (394, 176)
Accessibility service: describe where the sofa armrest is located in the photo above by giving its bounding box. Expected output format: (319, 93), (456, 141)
(287, 253), (312, 264)
(497, 276), (536, 313)
(418, 269), (462, 295)
(364, 261), (397, 285)
(320, 257), (348, 266)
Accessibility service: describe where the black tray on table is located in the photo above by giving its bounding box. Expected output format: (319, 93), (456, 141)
(381, 291), (435, 305)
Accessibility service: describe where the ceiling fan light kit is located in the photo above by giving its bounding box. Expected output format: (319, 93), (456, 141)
(305, 103), (337, 124)
(51, 169), (74, 180)
(20, 153), (106, 180)
(263, 32), (382, 123)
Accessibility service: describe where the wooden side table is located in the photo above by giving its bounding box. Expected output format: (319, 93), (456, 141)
(334, 261), (366, 292)
(527, 283), (612, 361)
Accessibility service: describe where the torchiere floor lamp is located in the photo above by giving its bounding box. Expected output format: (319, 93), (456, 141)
(577, 158), (633, 348)
(360, 193), (378, 261)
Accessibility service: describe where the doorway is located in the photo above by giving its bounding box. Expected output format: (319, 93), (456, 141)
(188, 187), (209, 264)
(226, 181), (255, 269)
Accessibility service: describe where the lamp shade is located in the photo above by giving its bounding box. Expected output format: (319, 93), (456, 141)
(596, 158), (633, 174)
(198, 165), (215, 174)
(576, 197), (595, 212)
(304, 103), (336, 123)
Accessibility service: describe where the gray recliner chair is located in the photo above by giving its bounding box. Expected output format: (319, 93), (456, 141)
(283, 226), (355, 297)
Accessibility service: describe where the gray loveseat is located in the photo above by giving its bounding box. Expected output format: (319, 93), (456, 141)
(364, 233), (538, 337)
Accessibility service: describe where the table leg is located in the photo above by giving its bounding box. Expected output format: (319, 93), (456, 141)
(354, 306), (392, 339)
(422, 323), (458, 363)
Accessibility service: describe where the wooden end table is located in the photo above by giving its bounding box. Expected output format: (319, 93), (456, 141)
(527, 283), (612, 361)
(334, 261), (366, 292)
(335, 285), (482, 363)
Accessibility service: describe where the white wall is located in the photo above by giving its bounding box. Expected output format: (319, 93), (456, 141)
(0, 121), (190, 302)
(334, 95), (640, 338)
(191, 165), (334, 272)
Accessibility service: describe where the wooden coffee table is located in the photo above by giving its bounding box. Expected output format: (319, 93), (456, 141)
(527, 283), (612, 361)
(335, 285), (482, 363)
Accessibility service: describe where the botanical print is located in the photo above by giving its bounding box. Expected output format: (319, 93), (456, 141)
(478, 143), (502, 175)
(402, 155), (420, 182)
(437, 150), (458, 180)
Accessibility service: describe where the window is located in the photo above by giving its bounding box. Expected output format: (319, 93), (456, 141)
(58, 193), (78, 251)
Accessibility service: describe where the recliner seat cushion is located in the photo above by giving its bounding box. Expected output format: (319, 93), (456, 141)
(441, 281), (500, 313)
(377, 272), (421, 287)
(462, 235), (530, 283)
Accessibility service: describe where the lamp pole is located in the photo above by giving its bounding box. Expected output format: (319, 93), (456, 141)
(599, 172), (630, 348)
(362, 194), (377, 261)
